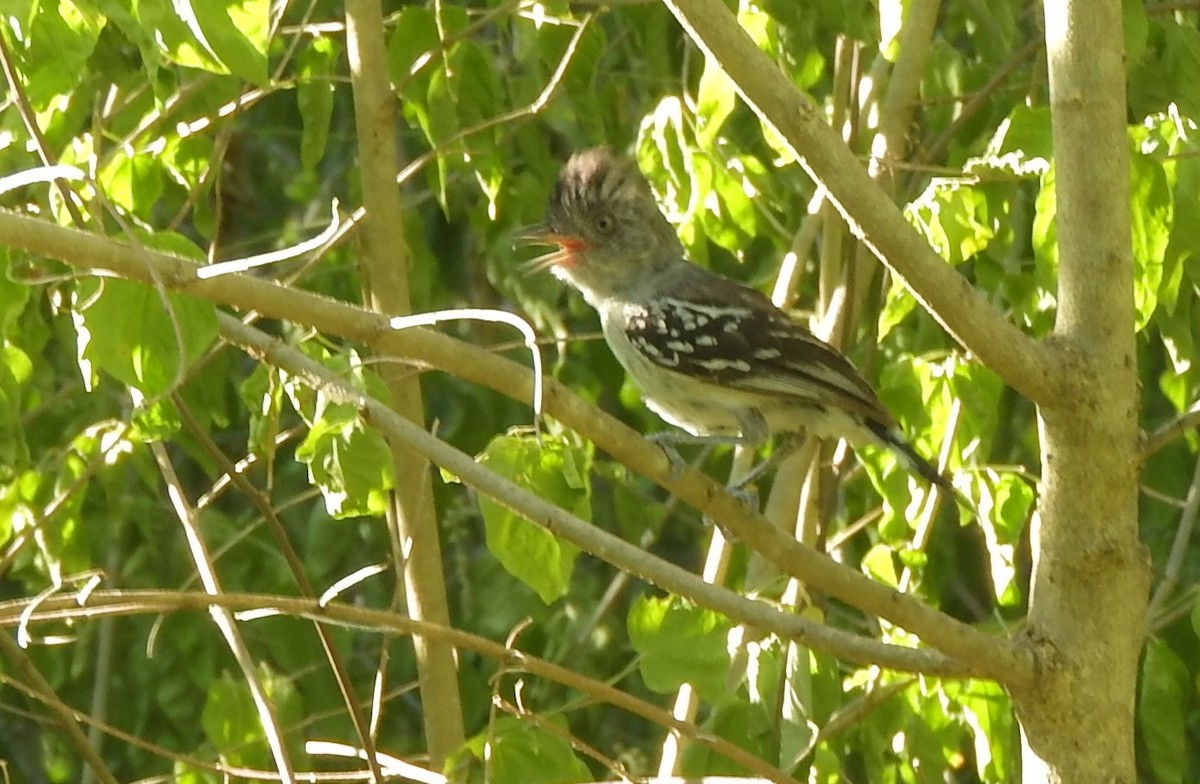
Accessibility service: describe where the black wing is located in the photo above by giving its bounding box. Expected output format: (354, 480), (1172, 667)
(619, 275), (890, 424)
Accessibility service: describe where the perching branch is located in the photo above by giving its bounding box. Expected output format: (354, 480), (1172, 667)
(660, 0), (1057, 408)
(0, 211), (1036, 686)
(219, 311), (978, 679)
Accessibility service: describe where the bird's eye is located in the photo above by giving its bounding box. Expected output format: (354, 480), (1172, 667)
(594, 214), (615, 233)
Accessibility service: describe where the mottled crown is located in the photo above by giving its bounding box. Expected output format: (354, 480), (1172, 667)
(550, 147), (652, 214)
(544, 147), (681, 257)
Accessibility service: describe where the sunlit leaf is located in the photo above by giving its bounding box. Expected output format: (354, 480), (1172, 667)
(15, 0), (105, 108)
(97, 148), (164, 216)
(461, 716), (590, 784)
(297, 36), (338, 170)
(76, 276), (217, 399)
(628, 595), (732, 700)
(1128, 147), (1173, 331)
(1139, 639), (1188, 784)
(463, 433), (587, 604)
(136, 0), (269, 84)
(294, 406), (393, 519)
(696, 55), (737, 148)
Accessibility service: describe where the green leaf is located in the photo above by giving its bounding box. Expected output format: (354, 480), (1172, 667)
(957, 680), (1016, 783)
(184, 0), (270, 86)
(1129, 147), (1173, 331)
(297, 36), (338, 170)
(976, 470), (1033, 606)
(16, 0), (105, 108)
(97, 147), (164, 216)
(988, 105), (1054, 172)
(627, 595), (731, 700)
(239, 365), (282, 463)
(1163, 22), (1200, 119)
(462, 716), (590, 784)
(1159, 128), (1200, 315)
(134, 0), (225, 73)
(201, 666), (305, 769)
(682, 701), (774, 775)
(1031, 163), (1059, 281)
(77, 276), (217, 399)
(861, 544), (900, 586)
(386, 6), (440, 101)
(294, 407), (394, 519)
(696, 55), (737, 148)
(161, 134), (215, 192)
(1124, 0), (1149, 62)
(470, 434), (586, 604)
(134, 0), (268, 84)
(905, 180), (995, 265)
(89, 0), (163, 84)
(0, 254), (32, 339)
(0, 347), (31, 476)
(1139, 639), (1188, 784)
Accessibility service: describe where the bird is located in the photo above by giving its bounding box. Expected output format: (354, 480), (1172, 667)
(517, 146), (952, 493)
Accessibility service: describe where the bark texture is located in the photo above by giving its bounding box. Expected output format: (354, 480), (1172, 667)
(1017, 1), (1150, 780)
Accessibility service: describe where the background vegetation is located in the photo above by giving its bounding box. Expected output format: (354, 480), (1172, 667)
(0, 0), (1197, 782)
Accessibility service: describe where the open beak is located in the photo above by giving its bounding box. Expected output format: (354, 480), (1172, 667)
(513, 223), (585, 274)
(513, 222), (557, 247)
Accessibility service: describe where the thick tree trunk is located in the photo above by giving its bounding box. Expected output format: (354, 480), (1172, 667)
(1015, 0), (1150, 780)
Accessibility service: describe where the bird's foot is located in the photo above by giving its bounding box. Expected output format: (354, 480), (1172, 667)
(728, 437), (802, 491)
(646, 432), (738, 478)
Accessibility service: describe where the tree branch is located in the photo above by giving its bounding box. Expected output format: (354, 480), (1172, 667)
(345, 0), (465, 768)
(1143, 401), (1200, 459)
(0, 211), (1036, 687)
(0, 590), (798, 784)
(1018, 0), (1149, 777)
(660, 0), (1057, 407)
(218, 312), (974, 679)
(0, 631), (119, 784)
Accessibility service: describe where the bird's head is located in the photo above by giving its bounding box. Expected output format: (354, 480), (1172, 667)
(516, 147), (683, 302)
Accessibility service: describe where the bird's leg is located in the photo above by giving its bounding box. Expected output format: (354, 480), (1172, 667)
(729, 432), (806, 491)
(644, 431), (760, 535)
(646, 430), (749, 476)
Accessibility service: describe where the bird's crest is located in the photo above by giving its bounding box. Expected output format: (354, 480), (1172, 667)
(552, 147), (652, 213)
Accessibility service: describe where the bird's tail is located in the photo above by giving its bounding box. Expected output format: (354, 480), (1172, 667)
(862, 419), (956, 495)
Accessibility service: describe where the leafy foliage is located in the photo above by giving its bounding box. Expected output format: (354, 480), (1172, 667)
(0, 0), (1197, 782)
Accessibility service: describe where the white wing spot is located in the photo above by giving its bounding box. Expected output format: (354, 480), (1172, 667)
(696, 358), (751, 372)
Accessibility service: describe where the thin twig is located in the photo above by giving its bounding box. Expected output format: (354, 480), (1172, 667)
(4, 589), (802, 784)
(1145, 455), (1200, 625)
(1143, 401), (1200, 459)
(0, 634), (119, 784)
(149, 442), (296, 783)
(173, 394), (385, 782)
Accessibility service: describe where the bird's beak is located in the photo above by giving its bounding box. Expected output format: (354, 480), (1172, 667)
(513, 223), (584, 273)
(513, 222), (562, 247)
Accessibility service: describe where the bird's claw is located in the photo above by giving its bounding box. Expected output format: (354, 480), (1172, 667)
(726, 482), (760, 509)
(646, 433), (690, 478)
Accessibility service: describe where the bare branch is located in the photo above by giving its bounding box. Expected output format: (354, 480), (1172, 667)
(1143, 401), (1200, 459)
(217, 310), (979, 680)
(1, 589), (801, 784)
(0, 210), (1037, 687)
(345, 0), (464, 767)
(659, 0), (1056, 407)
